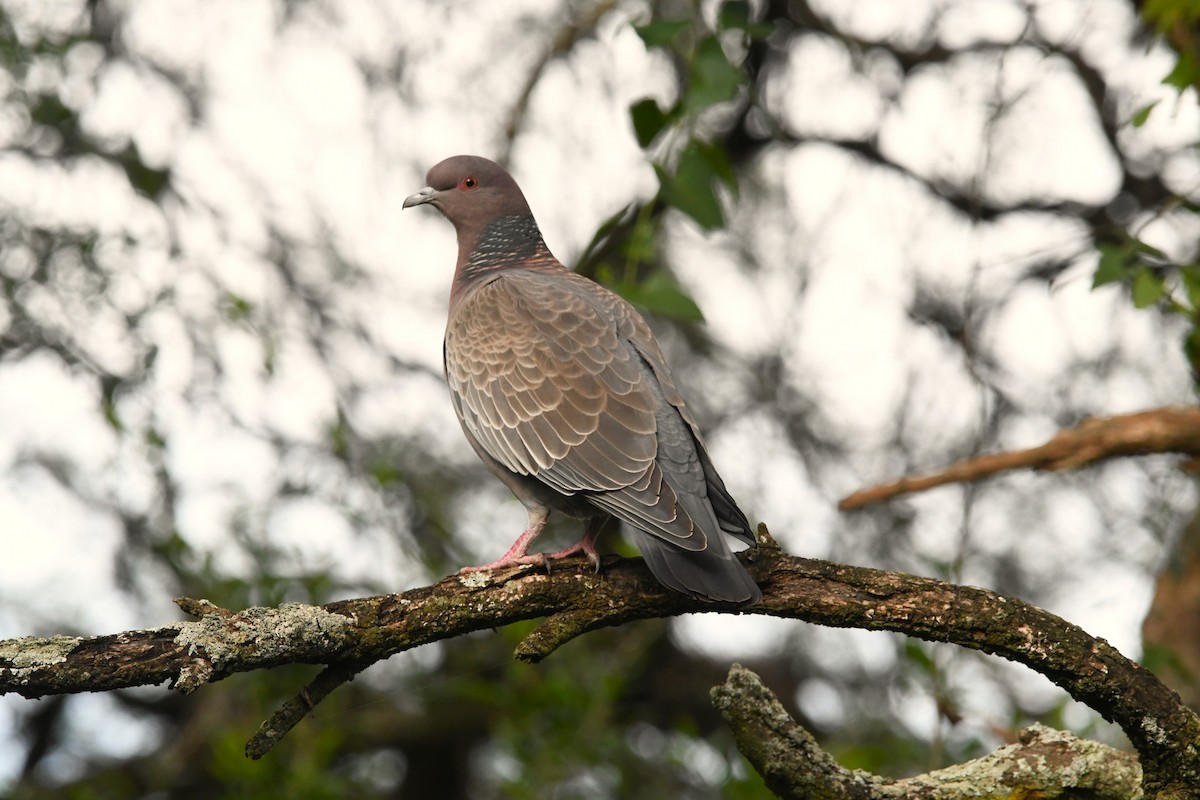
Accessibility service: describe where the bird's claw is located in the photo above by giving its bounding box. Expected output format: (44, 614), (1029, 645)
(459, 555), (543, 574)
(461, 540), (599, 577)
(539, 539), (601, 575)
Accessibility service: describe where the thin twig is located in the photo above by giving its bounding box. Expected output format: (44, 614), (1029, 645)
(245, 659), (373, 759)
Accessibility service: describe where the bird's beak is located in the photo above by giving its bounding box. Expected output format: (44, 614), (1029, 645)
(403, 186), (437, 209)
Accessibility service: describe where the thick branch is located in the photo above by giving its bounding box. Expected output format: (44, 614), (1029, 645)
(2, 540), (1198, 795)
(712, 664), (1142, 799)
(839, 406), (1200, 510)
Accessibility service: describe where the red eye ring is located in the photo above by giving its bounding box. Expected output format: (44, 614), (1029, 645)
(461, 176), (478, 190)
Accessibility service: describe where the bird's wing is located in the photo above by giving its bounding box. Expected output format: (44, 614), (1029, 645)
(445, 269), (711, 551)
(585, 277), (757, 547)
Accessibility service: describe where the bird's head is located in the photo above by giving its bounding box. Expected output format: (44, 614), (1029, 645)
(403, 155), (533, 233)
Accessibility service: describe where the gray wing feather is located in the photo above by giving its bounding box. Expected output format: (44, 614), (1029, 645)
(446, 268), (758, 602)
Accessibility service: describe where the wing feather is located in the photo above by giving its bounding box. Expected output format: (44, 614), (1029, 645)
(445, 268), (750, 557)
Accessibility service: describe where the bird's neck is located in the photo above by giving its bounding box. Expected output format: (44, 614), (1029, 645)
(452, 214), (562, 298)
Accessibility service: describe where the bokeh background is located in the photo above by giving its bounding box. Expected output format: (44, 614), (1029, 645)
(1, 0), (1198, 797)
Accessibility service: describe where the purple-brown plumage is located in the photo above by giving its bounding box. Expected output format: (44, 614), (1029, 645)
(404, 155), (760, 605)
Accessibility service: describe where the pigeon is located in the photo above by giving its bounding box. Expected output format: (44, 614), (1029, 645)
(404, 155), (760, 605)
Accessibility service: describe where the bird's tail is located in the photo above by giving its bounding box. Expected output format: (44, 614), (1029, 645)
(631, 527), (761, 605)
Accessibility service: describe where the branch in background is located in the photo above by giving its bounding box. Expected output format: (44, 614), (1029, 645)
(839, 406), (1200, 510)
(3, 529), (1198, 795)
(497, 0), (619, 163)
(712, 665), (1143, 800)
(244, 659), (373, 760)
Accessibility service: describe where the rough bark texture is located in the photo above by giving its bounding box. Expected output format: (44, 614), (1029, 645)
(3, 532), (1198, 797)
(712, 664), (1143, 799)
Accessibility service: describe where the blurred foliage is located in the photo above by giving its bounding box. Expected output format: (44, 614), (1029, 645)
(1093, 231), (1200, 380)
(588, 1), (757, 321)
(630, 3), (752, 197)
(1138, 0), (1200, 92)
(1119, 0), (1200, 379)
(0, 0), (1198, 798)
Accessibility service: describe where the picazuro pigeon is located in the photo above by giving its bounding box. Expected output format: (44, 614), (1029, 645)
(403, 155), (760, 605)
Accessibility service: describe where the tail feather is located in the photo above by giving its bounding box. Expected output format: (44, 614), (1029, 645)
(631, 527), (761, 605)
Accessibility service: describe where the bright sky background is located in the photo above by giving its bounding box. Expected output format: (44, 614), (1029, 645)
(1, 0), (1199, 786)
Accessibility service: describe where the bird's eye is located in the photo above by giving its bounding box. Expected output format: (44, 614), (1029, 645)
(461, 177), (478, 190)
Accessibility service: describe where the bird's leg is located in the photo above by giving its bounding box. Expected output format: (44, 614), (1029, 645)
(541, 516), (606, 574)
(459, 507), (550, 573)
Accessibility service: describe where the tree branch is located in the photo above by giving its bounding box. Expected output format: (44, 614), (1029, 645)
(839, 406), (1200, 510)
(244, 659), (372, 760)
(2, 533), (1198, 796)
(712, 664), (1143, 799)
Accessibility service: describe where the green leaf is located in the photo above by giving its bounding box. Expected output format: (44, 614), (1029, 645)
(1132, 237), (1169, 261)
(718, 0), (773, 37)
(1182, 264), (1200, 311)
(658, 142), (725, 230)
(634, 19), (690, 49)
(1163, 50), (1198, 92)
(684, 35), (744, 113)
(1131, 267), (1165, 308)
(695, 138), (738, 194)
(719, 1), (751, 30)
(1130, 101), (1158, 128)
(575, 201), (636, 269)
(623, 208), (658, 264)
(1093, 243), (1129, 288)
(611, 271), (704, 322)
(629, 98), (668, 148)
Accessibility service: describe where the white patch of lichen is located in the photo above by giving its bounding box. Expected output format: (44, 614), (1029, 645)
(0, 635), (81, 676)
(1141, 715), (1169, 745)
(171, 603), (354, 693)
(458, 571), (494, 589)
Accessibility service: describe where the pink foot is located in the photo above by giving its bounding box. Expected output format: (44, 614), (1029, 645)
(460, 551), (553, 573)
(538, 538), (601, 574)
(541, 516), (606, 574)
(459, 516), (606, 575)
(459, 510), (549, 574)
